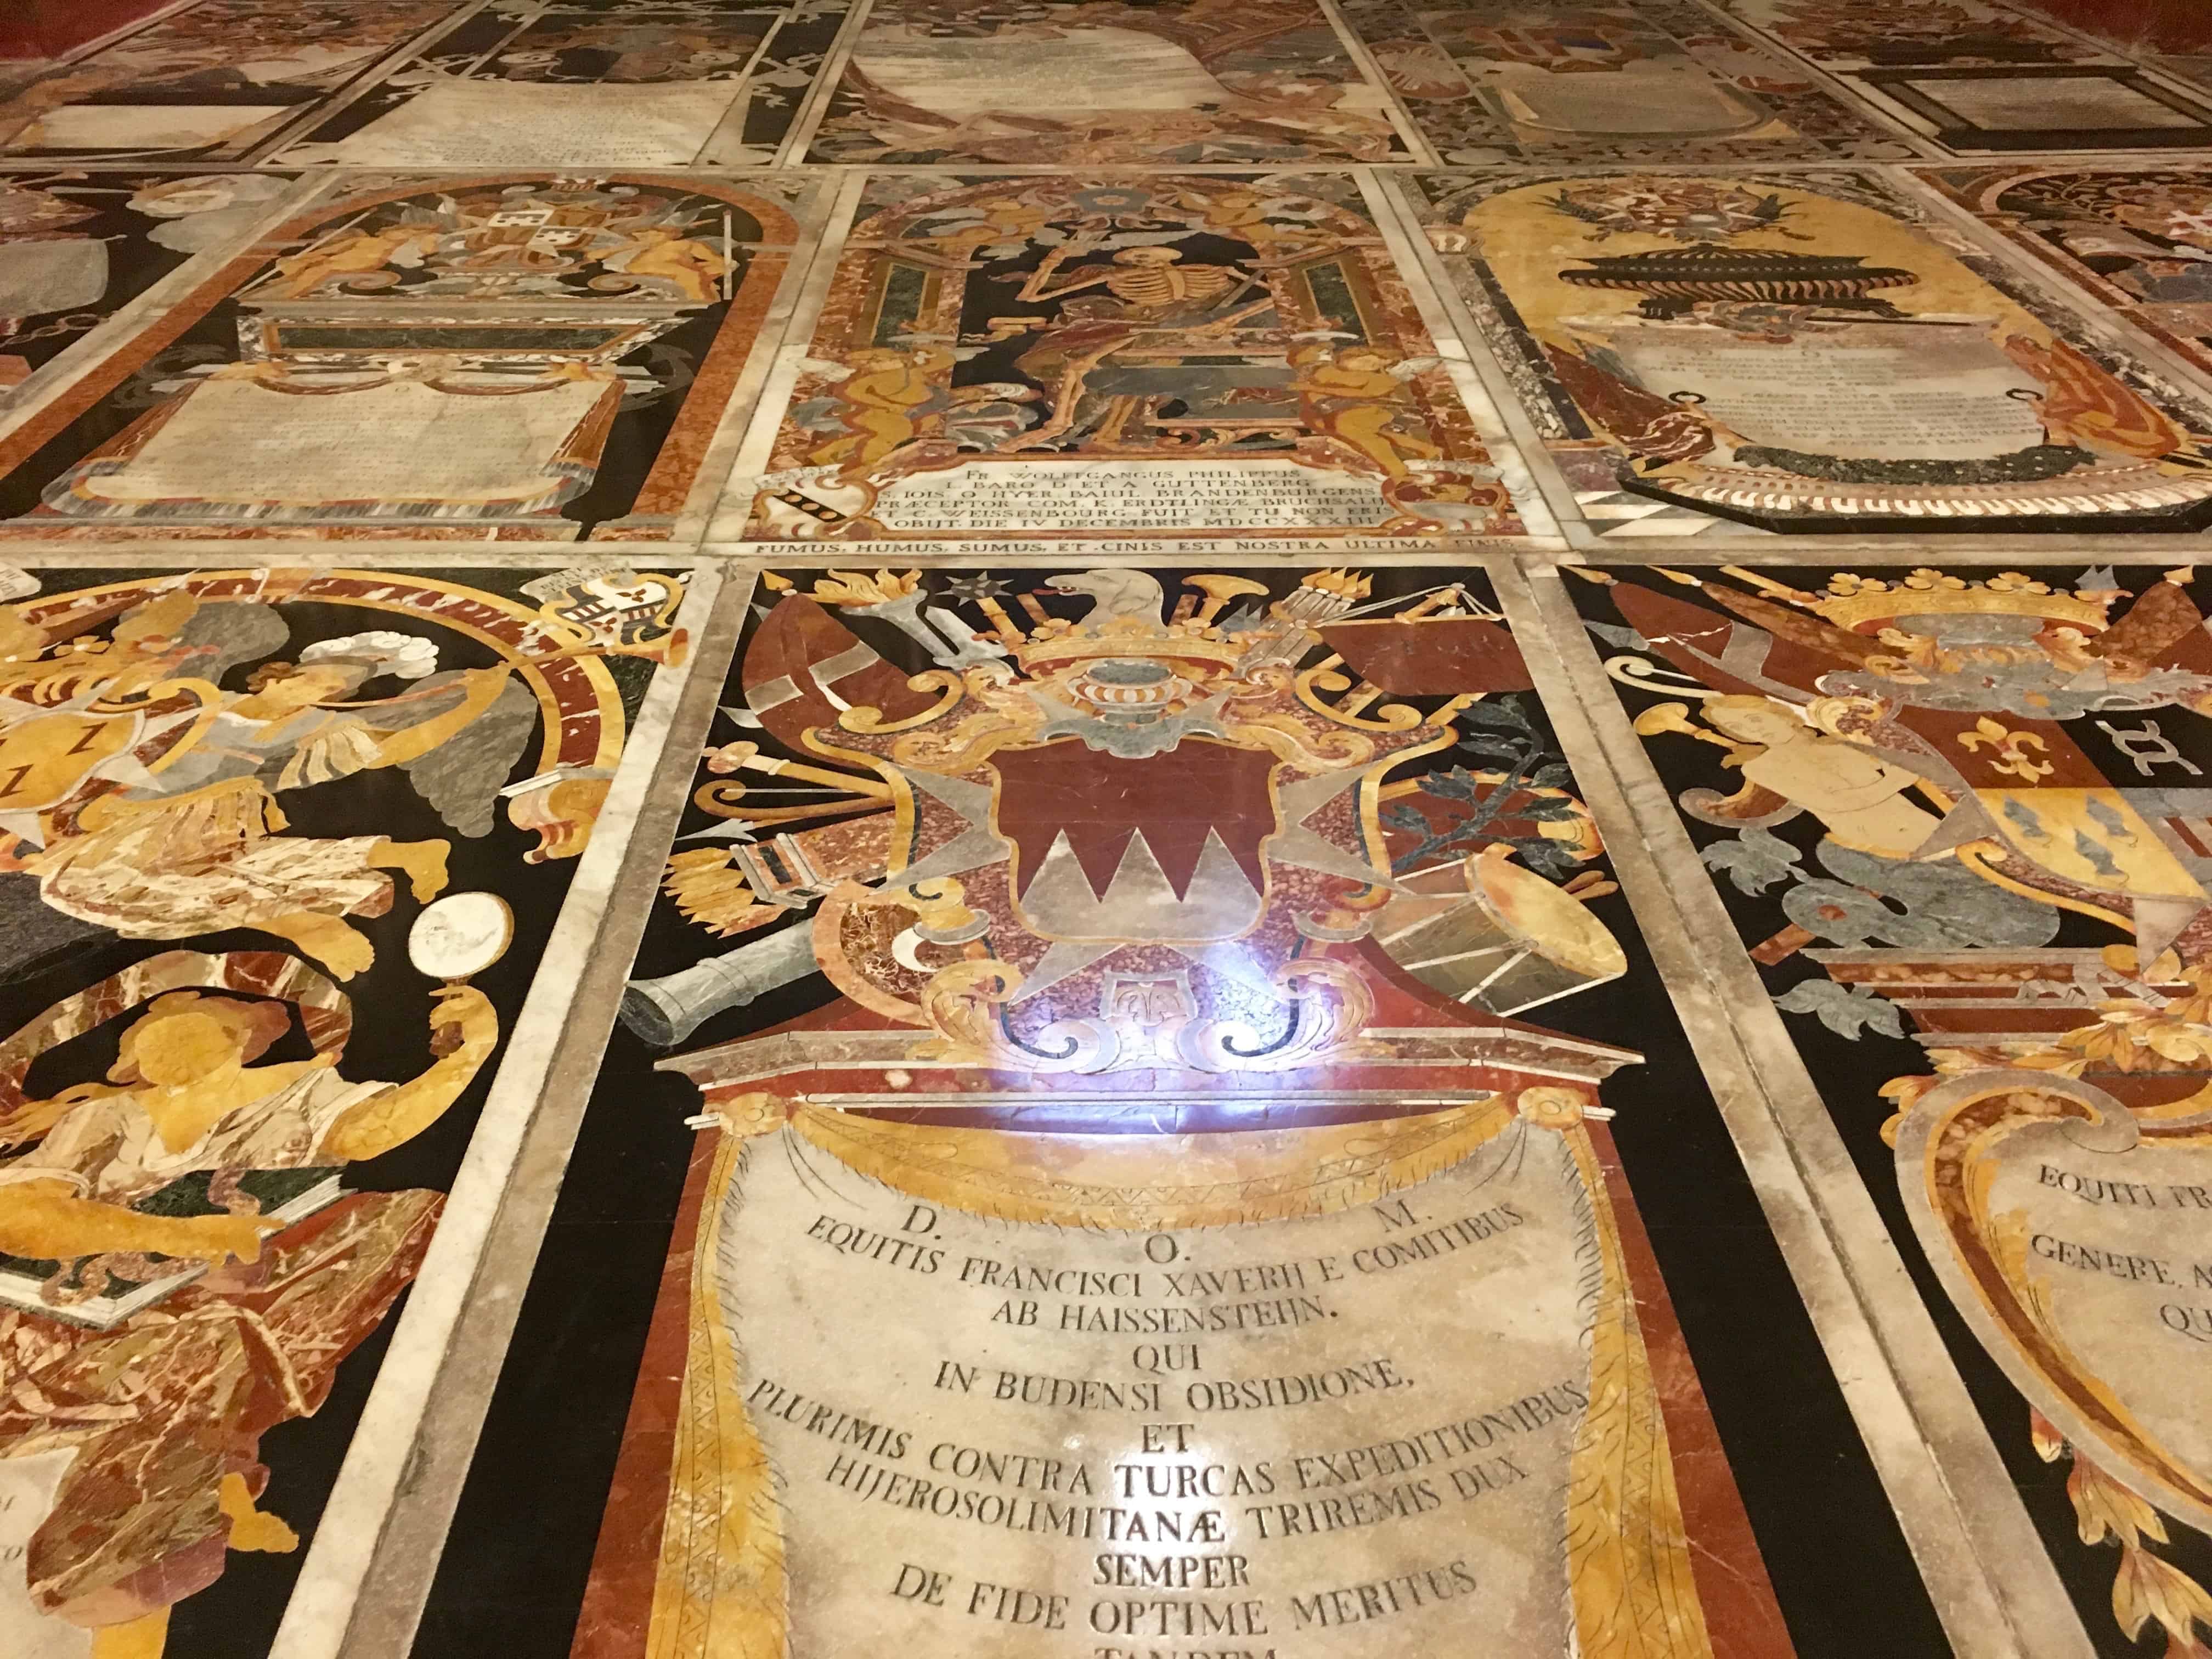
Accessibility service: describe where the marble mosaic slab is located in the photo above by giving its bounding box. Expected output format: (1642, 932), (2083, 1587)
(1712, 0), (2212, 155)
(714, 172), (1539, 551)
(1566, 559), (2212, 1659)
(0, 171), (825, 543)
(0, 0), (469, 163)
(1332, 0), (1916, 166)
(794, 0), (1421, 166)
(1914, 163), (2212, 391)
(409, 560), (1959, 1657)
(18, 0), (2212, 1649)
(0, 557), (693, 1659)
(270, 0), (851, 168)
(1403, 168), (2212, 541)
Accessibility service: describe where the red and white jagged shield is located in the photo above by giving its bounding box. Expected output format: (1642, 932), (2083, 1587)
(990, 737), (1280, 943)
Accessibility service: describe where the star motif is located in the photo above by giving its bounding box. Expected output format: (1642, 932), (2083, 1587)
(942, 575), (1011, 603)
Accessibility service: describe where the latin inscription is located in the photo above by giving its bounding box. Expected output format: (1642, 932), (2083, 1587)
(720, 1125), (1599, 1655)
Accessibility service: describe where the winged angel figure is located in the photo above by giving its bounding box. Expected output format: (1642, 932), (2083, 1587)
(0, 590), (538, 978)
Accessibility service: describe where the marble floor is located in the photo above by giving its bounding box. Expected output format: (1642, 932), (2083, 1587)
(7, 2), (2212, 1657)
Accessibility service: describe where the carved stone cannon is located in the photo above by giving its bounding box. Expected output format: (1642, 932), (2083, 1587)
(619, 924), (819, 1048)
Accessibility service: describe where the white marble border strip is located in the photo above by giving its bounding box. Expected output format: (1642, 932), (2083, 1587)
(270, 560), (731, 1659)
(1367, 168), (1579, 541)
(696, 547), (1499, 569)
(0, 541), (708, 567)
(662, 172), (844, 542)
(1369, 170), (1621, 550)
(1359, 167), (1560, 538)
(238, 0), (505, 165)
(698, 9), (813, 169)
(1493, 554), (2096, 1659)
(313, 568), (757, 1659)
(1673, 0), (1939, 158)
(706, 165), (867, 539)
(1313, 0), (1441, 167)
(1552, 540), (2212, 565)
(772, 0), (875, 168)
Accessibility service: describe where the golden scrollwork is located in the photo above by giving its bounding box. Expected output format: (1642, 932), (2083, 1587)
(1177, 956), (1393, 1073)
(786, 1101), (1514, 1228)
(836, 669), (968, 733)
(2037, 1416), (2212, 1658)
(909, 958), (1031, 1065)
(1292, 659), (1423, 731)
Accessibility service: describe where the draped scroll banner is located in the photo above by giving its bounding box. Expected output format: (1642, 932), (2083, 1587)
(651, 1102), (1701, 1659)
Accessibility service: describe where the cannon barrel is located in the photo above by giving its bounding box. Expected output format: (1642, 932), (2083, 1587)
(619, 924), (819, 1048)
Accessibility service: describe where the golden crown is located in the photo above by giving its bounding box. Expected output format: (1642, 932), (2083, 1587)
(1722, 567), (2118, 634)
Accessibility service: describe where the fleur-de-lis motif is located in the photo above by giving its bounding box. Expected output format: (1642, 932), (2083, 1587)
(1956, 715), (2055, 782)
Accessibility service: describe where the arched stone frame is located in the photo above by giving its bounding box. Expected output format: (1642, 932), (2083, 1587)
(0, 173), (807, 540)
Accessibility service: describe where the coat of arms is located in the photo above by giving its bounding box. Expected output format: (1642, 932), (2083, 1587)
(627, 565), (1630, 1109)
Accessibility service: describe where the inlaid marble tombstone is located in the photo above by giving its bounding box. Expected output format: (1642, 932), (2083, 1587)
(0, 561), (688, 1659)
(1716, 0), (2212, 155)
(1573, 562), (2212, 1656)
(0, 172), (814, 541)
(421, 564), (1959, 1657)
(800, 0), (1416, 165)
(1410, 171), (2212, 539)
(1915, 165), (2212, 387)
(0, 0), (463, 163)
(728, 174), (1530, 548)
(274, 0), (850, 167)
(1334, 0), (1912, 165)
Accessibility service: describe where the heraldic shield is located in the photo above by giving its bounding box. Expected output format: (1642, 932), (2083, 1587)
(625, 564), (1631, 1104)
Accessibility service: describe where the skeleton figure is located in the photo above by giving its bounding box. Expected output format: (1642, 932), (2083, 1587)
(1000, 245), (1277, 451)
(1015, 245), (1249, 316)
